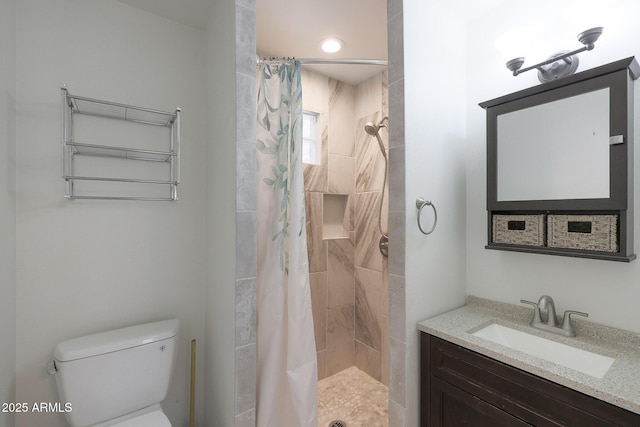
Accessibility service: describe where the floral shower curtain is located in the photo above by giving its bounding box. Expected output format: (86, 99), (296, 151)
(256, 60), (318, 427)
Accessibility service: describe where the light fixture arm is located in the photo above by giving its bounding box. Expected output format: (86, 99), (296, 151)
(511, 45), (589, 77)
(505, 27), (603, 83)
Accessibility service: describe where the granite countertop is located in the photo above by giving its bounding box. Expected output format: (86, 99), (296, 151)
(417, 296), (640, 415)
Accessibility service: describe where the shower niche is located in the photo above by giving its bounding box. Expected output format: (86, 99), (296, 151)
(61, 86), (181, 201)
(323, 194), (350, 240)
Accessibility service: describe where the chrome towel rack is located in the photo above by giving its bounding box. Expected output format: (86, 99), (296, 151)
(61, 85), (181, 201)
(416, 197), (437, 235)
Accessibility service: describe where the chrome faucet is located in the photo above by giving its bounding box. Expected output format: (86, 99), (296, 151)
(537, 295), (558, 327)
(520, 295), (588, 337)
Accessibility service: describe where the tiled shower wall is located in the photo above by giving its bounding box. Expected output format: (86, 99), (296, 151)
(302, 69), (389, 385)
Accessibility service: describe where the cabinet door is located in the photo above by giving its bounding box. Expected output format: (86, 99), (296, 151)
(432, 377), (532, 427)
(422, 333), (640, 427)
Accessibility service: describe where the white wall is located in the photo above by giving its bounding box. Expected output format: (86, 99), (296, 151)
(15, 1), (207, 426)
(0, 0), (16, 426)
(204, 0), (238, 424)
(403, 2), (468, 426)
(466, 0), (640, 333)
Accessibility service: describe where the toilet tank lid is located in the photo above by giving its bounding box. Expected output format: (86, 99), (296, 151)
(54, 319), (179, 362)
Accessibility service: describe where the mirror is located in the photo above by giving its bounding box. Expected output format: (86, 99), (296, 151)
(497, 88), (610, 201)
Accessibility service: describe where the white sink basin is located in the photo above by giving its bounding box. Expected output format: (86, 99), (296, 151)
(472, 323), (614, 378)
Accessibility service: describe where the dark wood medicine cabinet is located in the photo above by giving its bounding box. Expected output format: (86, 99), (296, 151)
(480, 57), (640, 262)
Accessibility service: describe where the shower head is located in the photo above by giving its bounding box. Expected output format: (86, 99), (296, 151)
(364, 122), (379, 136)
(363, 117), (390, 255)
(364, 117), (389, 136)
(364, 117), (388, 160)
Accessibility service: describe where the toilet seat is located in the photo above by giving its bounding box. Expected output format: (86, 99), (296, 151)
(92, 404), (171, 427)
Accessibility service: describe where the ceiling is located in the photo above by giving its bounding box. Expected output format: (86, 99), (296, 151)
(256, 0), (388, 85)
(116, 0), (387, 84)
(116, 0), (510, 84)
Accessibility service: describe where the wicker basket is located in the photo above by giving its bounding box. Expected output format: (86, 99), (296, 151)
(547, 214), (618, 252)
(492, 214), (545, 246)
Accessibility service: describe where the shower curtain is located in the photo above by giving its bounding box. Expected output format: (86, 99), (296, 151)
(256, 60), (318, 427)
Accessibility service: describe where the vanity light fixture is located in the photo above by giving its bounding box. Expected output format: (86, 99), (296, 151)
(505, 27), (603, 83)
(320, 38), (343, 53)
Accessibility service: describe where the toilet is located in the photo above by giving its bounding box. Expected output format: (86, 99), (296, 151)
(49, 319), (179, 427)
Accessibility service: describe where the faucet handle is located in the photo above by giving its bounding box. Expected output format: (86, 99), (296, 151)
(561, 310), (589, 336)
(520, 300), (542, 325)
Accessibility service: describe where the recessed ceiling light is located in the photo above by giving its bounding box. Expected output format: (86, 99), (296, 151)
(320, 38), (343, 53)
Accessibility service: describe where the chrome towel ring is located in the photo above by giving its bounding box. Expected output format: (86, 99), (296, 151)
(416, 197), (437, 235)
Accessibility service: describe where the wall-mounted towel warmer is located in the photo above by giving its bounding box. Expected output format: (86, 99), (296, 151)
(61, 86), (181, 201)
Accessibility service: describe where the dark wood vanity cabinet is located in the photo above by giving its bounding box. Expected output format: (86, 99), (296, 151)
(421, 333), (640, 426)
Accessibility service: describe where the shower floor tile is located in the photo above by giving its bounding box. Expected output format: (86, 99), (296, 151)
(317, 366), (389, 427)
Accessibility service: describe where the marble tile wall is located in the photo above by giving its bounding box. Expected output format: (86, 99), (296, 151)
(234, 1), (257, 426)
(303, 71), (356, 380)
(354, 75), (389, 386)
(302, 69), (389, 387)
(387, 0), (406, 425)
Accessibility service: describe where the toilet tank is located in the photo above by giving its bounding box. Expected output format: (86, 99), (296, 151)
(51, 319), (179, 427)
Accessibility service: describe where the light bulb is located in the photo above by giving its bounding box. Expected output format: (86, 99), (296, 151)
(320, 38), (343, 53)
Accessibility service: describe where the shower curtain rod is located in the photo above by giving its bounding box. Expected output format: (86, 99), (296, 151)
(299, 58), (387, 66)
(258, 57), (388, 66)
